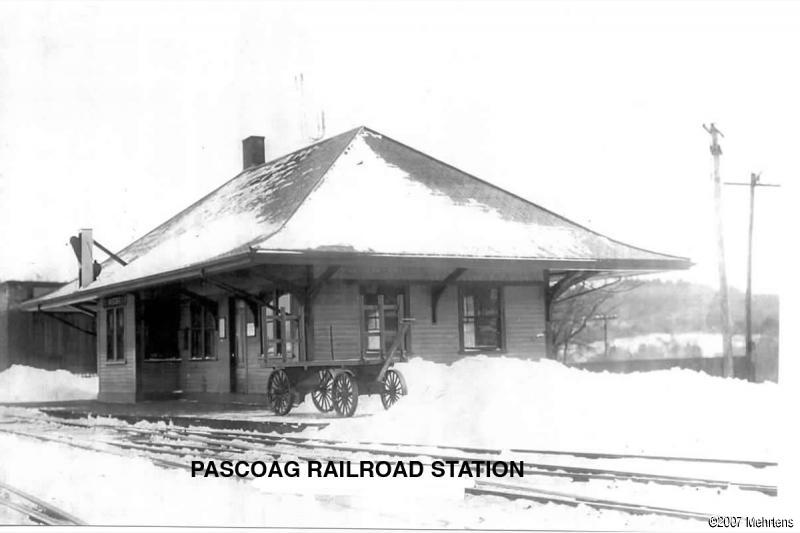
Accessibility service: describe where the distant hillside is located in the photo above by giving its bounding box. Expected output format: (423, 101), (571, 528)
(577, 279), (779, 344)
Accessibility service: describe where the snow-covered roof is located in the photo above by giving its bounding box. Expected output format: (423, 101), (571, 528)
(23, 126), (690, 309)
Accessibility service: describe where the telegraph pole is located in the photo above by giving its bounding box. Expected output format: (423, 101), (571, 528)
(587, 314), (618, 358)
(703, 123), (735, 377)
(724, 173), (780, 381)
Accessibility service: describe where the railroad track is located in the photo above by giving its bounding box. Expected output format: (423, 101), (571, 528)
(2, 412), (778, 495)
(0, 480), (85, 525)
(467, 480), (711, 521)
(39, 407), (324, 434)
(0, 425), (721, 525)
(7, 410), (777, 469)
(147, 426), (776, 495)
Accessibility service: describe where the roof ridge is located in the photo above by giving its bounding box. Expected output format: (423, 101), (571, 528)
(98, 127), (364, 267)
(359, 127), (689, 262)
(242, 126), (364, 252)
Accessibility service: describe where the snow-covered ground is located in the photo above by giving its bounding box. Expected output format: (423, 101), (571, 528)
(0, 429), (717, 529)
(307, 356), (779, 459)
(0, 356), (791, 528)
(0, 365), (97, 402)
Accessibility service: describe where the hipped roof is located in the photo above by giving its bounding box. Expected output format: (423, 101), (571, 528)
(24, 126), (690, 309)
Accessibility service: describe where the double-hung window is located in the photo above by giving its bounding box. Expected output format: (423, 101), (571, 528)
(106, 306), (125, 362)
(261, 291), (303, 360)
(186, 302), (217, 360)
(459, 285), (503, 352)
(361, 285), (407, 357)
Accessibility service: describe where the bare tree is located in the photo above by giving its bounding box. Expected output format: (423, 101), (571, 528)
(548, 277), (641, 363)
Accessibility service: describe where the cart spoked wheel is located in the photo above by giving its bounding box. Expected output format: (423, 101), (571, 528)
(380, 368), (407, 410)
(267, 369), (293, 416)
(311, 370), (334, 413)
(332, 372), (359, 417)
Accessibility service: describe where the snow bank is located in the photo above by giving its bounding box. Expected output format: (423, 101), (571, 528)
(0, 365), (97, 402)
(309, 355), (779, 459)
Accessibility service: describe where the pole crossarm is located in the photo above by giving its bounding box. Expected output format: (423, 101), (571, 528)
(585, 314), (618, 358)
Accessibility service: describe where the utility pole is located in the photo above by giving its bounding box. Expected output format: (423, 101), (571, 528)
(587, 314), (618, 358)
(703, 123), (735, 378)
(724, 173), (780, 381)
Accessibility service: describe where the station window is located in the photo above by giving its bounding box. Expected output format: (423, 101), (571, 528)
(360, 285), (408, 357)
(106, 306), (125, 362)
(261, 291), (302, 360)
(184, 302), (217, 360)
(459, 285), (503, 352)
(141, 299), (181, 360)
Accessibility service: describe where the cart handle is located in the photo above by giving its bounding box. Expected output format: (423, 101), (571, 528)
(376, 318), (414, 382)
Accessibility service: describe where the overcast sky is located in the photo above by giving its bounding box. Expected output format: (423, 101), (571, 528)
(0, 1), (795, 294)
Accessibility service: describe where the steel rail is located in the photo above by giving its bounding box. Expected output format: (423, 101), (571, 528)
(3, 413), (778, 496)
(467, 480), (710, 521)
(0, 481), (86, 525)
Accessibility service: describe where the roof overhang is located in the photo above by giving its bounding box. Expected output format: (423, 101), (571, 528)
(249, 248), (693, 272)
(18, 251), (259, 312)
(19, 248), (692, 312)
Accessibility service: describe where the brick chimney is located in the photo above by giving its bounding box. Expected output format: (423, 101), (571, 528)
(242, 136), (265, 169)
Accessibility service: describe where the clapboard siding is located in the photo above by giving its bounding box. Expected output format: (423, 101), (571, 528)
(94, 272), (550, 402)
(184, 358), (229, 393)
(245, 365), (271, 396)
(504, 284), (547, 359)
(408, 283), (546, 364)
(141, 361), (180, 394)
(408, 283), (461, 363)
(98, 294), (137, 403)
(311, 281), (361, 360)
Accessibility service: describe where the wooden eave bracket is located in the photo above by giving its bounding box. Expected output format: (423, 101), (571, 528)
(39, 310), (97, 337)
(202, 276), (264, 317)
(431, 267), (467, 323)
(179, 288), (219, 312)
(70, 303), (97, 318)
(306, 266), (340, 302)
(254, 272), (306, 296)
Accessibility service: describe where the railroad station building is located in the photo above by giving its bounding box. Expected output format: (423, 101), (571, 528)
(20, 127), (690, 403)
